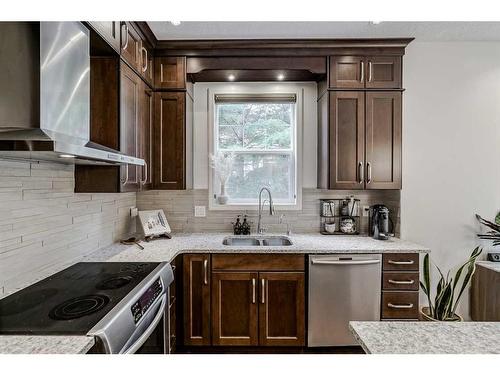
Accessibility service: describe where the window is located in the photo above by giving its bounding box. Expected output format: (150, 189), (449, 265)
(212, 93), (298, 207)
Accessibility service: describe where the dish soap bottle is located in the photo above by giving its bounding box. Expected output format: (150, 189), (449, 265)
(233, 216), (242, 235)
(241, 215), (251, 235)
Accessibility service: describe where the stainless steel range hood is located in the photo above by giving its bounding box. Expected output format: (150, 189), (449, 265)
(0, 22), (144, 166)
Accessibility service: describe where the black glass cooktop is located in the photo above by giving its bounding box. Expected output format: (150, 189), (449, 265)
(0, 262), (160, 335)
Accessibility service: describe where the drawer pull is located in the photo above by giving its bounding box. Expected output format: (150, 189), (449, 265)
(388, 279), (415, 285)
(388, 302), (414, 309)
(388, 260), (414, 265)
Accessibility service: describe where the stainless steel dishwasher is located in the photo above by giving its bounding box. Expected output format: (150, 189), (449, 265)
(308, 254), (382, 346)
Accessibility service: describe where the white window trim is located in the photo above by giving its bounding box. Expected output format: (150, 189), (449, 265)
(208, 85), (303, 211)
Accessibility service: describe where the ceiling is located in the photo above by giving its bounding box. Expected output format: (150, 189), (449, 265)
(148, 21), (500, 41)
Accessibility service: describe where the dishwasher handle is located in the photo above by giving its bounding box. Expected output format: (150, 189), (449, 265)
(311, 259), (381, 266)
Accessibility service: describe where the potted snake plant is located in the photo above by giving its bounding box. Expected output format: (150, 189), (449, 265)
(420, 246), (482, 321)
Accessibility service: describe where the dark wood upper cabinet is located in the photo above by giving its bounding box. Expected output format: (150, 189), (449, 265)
(211, 272), (258, 346)
(120, 22), (142, 71)
(365, 56), (401, 89)
(120, 61), (141, 192)
(258, 272), (305, 347)
(154, 57), (186, 89)
(365, 91), (402, 189)
(88, 22), (121, 53)
(329, 56), (365, 89)
(139, 80), (153, 190)
(154, 92), (186, 190)
(329, 55), (402, 89)
(329, 91), (365, 190)
(183, 254), (211, 346)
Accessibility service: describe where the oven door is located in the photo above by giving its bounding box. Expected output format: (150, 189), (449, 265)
(120, 294), (168, 354)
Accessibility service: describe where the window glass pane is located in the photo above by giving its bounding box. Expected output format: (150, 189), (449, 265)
(225, 153), (295, 203)
(217, 103), (293, 150)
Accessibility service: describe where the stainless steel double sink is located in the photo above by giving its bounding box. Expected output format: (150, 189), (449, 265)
(222, 236), (293, 246)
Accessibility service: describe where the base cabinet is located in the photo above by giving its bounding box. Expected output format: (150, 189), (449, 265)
(183, 254), (211, 346)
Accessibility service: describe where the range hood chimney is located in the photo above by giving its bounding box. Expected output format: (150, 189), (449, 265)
(0, 22), (144, 166)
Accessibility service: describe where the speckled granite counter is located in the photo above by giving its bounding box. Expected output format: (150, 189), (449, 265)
(83, 233), (429, 264)
(0, 336), (94, 354)
(349, 321), (500, 354)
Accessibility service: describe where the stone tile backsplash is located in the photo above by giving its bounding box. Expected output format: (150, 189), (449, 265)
(137, 189), (401, 236)
(0, 159), (136, 296)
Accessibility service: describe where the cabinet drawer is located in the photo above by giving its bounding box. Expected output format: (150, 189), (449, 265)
(211, 254), (305, 271)
(382, 272), (419, 291)
(383, 253), (419, 271)
(381, 291), (419, 320)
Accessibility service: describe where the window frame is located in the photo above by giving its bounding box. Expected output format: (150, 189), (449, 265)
(208, 86), (303, 211)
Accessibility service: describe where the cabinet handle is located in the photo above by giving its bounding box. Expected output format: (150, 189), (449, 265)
(140, 161), (148, 185)
(388, 260), (414, 265)
(120, 165), (129, 184)
(368, 61), (373, 82)
(388, 279), (415, 285)
(141, 47), (148, 73)
(358, 161), (364, 184)
(261, 279), (265, 304)
(360, 61), (364, 83)
(367, 162), (372, 184)
(252, 278), (256, 304)
(121, 22), (129, 51)
(203, 259), (208, 285)
(388, 302), (414, 309)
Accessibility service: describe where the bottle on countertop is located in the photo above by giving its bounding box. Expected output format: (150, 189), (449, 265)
(241, 215), (251, 235)
(233, 216), (242, 235)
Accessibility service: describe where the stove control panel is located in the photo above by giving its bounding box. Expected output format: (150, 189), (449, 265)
(131, 277), (163, 324)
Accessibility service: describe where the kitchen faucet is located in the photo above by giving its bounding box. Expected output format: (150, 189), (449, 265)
(257, 187), (275, 234)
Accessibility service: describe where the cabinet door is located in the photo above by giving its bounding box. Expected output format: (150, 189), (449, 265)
(153, 92), (186, 190)
(365, 92), (402, 189)
(183, 254), (211, 346)
(329, 91), (365, 189)
(329, 56), (365, 89)
(365, 56), (401, 89)
(212, 272), (258, 346)
(88, 21), (121, 52)
(138, 80), (153, 190)
(120, 22), (142, 71)
(119, 62), (140, 192)
(258, 272), (305, 346)
(154, 57), (186, 89)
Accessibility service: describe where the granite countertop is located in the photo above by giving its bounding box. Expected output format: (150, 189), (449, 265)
(477, 260), (500, 272)
(349, 321), (500, 354)
(84, 232), (429, 264)
(0, 233), (428, 355)
(0, 336), (95, 354)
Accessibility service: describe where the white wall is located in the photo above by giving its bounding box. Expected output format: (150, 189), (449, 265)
(192, 82), (318, 189)
(402, 42), (500, 319)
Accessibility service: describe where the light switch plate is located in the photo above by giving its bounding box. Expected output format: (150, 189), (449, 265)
(194, 206), (206, 217)
(363, 206), (370, 217)
(130, 207), (139, 217)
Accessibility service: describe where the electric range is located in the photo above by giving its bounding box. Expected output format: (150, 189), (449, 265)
(0, 262), (174, 353)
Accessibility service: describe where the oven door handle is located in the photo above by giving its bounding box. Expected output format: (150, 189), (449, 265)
(121, 294), (166, 354)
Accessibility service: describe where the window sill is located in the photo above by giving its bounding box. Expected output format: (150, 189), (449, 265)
(208, 202), (302, 211)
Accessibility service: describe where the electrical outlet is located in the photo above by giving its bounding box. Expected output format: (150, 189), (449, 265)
(194, 206), (206, 217)
(363, 206), (370, 217)
(130, 207), (138, 217)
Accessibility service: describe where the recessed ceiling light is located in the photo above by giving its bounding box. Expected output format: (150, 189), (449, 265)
(59, 154), (76, 158)
(277, 73), (285, 81)
(170, 21), (181, 26)
(228, 74), (236, 81)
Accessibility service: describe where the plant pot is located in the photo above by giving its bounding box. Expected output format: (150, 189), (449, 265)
(420, 307), (463, 322)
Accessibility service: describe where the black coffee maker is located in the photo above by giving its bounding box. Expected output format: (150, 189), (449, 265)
(369, 205), (394, 240)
